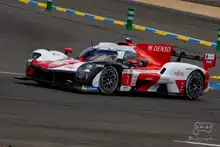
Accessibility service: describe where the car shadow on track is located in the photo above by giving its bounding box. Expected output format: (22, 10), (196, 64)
(13, 80), (204, 102)
(114, 91), (204, 102)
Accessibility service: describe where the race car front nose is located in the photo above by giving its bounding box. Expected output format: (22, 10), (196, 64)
(26, 66), (35, 76)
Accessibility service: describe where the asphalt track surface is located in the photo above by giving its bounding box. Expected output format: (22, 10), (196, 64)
(0, 0), (220, 147)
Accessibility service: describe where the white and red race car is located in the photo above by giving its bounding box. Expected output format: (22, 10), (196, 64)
(16, 38), (216, 100)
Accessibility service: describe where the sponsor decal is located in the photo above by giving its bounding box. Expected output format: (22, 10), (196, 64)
(205, 54), (215, 60)
(52, 52), (61, 56)
(82, 85), (99, 92)
(49, 59), (75, 68)
(65, 65), (74, 69)
(49, 60), (68, 67)
(206, 60), (212, 64)
(186, 68), (193, 71)
(95, 64), (104, 68)
(148, 45), (153, 51)
(148, 45), (171, 52)
(120, 86), (131, 91)
(174, 70), (184, 76)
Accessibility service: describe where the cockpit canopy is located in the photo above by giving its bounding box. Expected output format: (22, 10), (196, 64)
(78, 46), (138, 64)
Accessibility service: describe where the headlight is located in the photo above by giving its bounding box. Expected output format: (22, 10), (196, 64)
(76, 64), (93, 80)
(29, 52), (41, 60)
(27, 52), (41, 63)
(26, 52), (41, 70)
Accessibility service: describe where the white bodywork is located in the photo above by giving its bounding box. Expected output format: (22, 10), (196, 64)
(33, 49), (68, 61)
(32, 49), (84, 72)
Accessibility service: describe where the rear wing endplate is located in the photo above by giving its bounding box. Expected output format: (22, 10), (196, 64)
(172, 50), (216, 71)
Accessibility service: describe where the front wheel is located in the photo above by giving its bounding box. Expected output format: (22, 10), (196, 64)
(99, 66), (120, 94)
(185, 71), (204, 100)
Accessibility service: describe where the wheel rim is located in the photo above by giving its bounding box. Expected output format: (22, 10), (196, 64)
(187, 74), (203, 98)
(100, 68), (118, 93)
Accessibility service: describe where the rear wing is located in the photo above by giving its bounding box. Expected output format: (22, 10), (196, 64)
(172, 50), (216, 71)
(135, 44), (174, 65)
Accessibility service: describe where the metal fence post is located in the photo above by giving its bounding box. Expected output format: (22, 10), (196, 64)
(126, 7), (135, 30)
(46, 0), (52, 12)
(217, 28), (220, 52)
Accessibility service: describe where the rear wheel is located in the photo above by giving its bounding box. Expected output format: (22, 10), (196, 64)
(99, 66), (119, 94)
(185, 71), (204, 100)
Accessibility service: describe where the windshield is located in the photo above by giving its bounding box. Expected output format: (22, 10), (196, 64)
(79, 47), (118, 61)
(78, 47), (140, 65)
(88, 50), (118, 61)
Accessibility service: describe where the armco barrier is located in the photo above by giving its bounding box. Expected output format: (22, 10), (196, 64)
(18, 0), (217, 49)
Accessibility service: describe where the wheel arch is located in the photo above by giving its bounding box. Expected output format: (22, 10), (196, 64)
(188, 69), (205, 90)
(90, 62), (126, 88)
(103, 64), (124, 86)
(185, 69), (205, 100)
(102, 62), (127, 81)
(98, 65), (122, 94)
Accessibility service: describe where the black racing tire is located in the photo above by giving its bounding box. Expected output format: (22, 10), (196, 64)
(99, 66), (120, 95)
(185, 70), (204, 100)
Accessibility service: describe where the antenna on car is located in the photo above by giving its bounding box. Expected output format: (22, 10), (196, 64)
(91, 40), (94, 49)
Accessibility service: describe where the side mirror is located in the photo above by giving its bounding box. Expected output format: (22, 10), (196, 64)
(127, 59), (138, 67)
(127, 60), (138, 64)
(64, 48), (73, 55)
(139, 60), (148, 67)
(127, 59), (147, 67)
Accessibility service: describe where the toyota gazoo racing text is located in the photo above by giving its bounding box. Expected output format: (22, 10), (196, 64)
(16, 38), (216, 100)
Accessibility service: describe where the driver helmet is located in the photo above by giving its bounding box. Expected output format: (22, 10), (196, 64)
(125, 37), (132, 45)
(125, 37), (132, 43)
